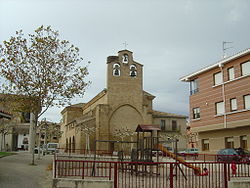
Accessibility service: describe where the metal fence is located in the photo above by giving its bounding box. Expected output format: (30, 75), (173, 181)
(56, 148), (250, 163)
(53, 158), (250, 188)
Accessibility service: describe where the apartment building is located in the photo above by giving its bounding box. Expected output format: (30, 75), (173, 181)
(180, 49), (250, 154)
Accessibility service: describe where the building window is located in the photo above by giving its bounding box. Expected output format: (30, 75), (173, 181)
(113, 63), (121, 76)
(225, 137), (234, 148)
(214, 72), (223, 85)
(240, 135), (247, 149)
(172, 120), (177, 131)
(202, 139), (209, 151)
(21, 112), (30, 123)
(193, 108), (200, 119)
(190, 79), (199, 95)
(160, 120), (166, 130)
(230, 98), (237, 111)
(215, 101), (224, 115)
(241, 61), (250, 76)
(228, 67), (235, 80)
(244, 94), (250, 109)
(130, 64), (137, 77)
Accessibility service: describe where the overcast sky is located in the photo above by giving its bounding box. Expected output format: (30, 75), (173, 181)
(1, 0), (250, 123)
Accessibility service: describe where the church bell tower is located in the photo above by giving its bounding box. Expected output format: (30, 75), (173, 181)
(106, 50), (143, 108)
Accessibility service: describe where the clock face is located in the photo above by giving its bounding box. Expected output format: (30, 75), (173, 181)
(122, 54), (129, 63)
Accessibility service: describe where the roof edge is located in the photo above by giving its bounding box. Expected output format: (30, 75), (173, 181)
(180, 48), (250, 82)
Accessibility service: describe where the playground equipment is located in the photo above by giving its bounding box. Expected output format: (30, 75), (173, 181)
(93, 124), (202, 176)
(133, 124), (201, 175)
(132, 124), (161, 163)
(158, 144), (201, 175)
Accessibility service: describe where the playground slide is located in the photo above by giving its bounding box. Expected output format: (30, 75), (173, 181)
(158, 144), (202, 175)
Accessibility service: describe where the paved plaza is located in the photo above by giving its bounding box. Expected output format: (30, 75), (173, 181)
(0, 152), (53, 188)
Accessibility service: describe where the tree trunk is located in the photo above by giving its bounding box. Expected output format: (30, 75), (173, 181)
(37, 129), (41, 159)
(0, 133), (3, 151)
(45, 129), (48, 154)
(29, 112), (37, 165)
(3, 134), (6, 151)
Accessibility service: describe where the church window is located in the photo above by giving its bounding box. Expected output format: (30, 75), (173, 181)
(113, 63), (121, 76)
(130, 64), (137, 77)
(122, 54), (129, 63)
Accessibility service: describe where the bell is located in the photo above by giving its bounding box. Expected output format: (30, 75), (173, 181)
(114, 69), (120, 76)
(130, 71), (136, 77)
(123, 54), (128, 62)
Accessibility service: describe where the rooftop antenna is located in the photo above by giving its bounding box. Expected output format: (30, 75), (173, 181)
(223, 41), (233, 58)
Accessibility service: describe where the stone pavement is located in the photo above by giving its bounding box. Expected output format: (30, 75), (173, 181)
(0, 151), (53, 188)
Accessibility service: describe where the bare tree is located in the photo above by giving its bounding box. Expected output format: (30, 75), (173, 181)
(114, 127), (135, 151)
(37, 119), (62, 159)
(77, 124), (96, 153)
(0, 25), (90, 164)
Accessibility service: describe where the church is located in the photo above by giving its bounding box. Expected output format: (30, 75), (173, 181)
(59, 50), (187, 152)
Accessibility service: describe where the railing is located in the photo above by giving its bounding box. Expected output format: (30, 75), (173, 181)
(56, 148), (250, 163)
(56, 148), (133, 161)
(53, 158), (250, 188)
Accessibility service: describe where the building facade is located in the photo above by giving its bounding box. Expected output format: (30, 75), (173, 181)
(181, 49), (250, 154)
(60, 50), (187, 152)
(0, 94), (32, 151)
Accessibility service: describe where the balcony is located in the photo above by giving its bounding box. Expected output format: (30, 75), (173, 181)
(190, 88), (199, 95)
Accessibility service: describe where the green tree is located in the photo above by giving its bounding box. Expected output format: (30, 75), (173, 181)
(0, 25), (90, 164)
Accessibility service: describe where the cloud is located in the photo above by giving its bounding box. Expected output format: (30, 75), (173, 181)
(1, 0), (250, 122)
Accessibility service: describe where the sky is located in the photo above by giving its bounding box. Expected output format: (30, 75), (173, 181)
(1, 0), (250, 123)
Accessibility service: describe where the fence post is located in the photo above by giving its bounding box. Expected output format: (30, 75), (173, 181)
(109, 162), (112, 180)
(170, 163), (174, 188)
(82, 162), (85, 179)
(54, 159), (57, 178)
(227, 163), (230, 181)
(224, 163), (228, 188)
(114, 163), (118, 188)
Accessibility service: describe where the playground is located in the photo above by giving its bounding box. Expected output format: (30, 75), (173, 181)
(53, 125), (250, 188)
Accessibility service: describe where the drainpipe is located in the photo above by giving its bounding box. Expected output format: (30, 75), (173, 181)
(219, 63), (227, 128)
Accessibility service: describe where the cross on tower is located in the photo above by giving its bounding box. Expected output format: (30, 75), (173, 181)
(123, 42), (128, 49)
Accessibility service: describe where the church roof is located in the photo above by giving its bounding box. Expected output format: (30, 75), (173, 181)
(61, 103), (85, 114)
(143, 91), (155, 99)
(118, 49), (133, 54)
(143, 91), (155, 97)
(82, 89), (107, 111)
(152, 110), (187, 118)
(70, 103), (85, 108)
